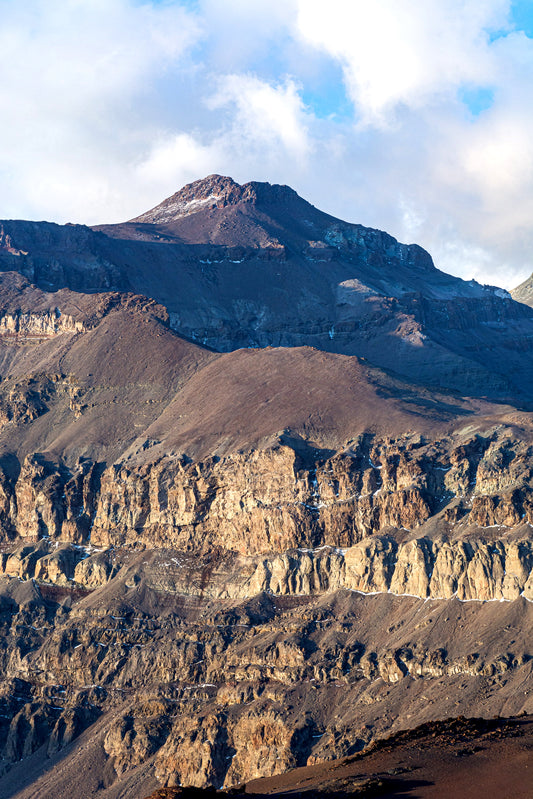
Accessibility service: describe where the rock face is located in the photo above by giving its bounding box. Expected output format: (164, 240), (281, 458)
(2, 425), (533, 564)
(0, 177), (532, 799)
(512, 272), (533, 307)
(0, 576), (530, 797)
(145, 715), (533, 799)
(1, 534), (532, 602)
(0, 424), (531, 795)
(0, 311), (83, 341)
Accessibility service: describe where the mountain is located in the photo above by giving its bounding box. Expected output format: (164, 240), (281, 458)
(0, 177), (531, 798)
(511, 271), (533, 307)
(1, 175), (532, 404)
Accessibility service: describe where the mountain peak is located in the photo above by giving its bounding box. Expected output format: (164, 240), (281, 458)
(129, 175), (304, 224)
(511, 273), (533, 308)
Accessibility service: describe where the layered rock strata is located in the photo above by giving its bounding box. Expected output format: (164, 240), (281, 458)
(1, 537), (532, 603)
(0, 311), (84, 341)
(0, 577), (530, 795)
(0, 429), (531, 795)
(1, 427), (533, 553)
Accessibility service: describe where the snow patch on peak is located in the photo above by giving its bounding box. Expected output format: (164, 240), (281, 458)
(493, 287), (512, 300)
(133, 194), (222, 224)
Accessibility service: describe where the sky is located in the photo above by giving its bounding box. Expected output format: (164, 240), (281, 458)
(1, 0), (533, 289)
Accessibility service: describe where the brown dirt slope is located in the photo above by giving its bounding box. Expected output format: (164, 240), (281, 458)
(0, 271), (516, 467)
(124, 345), (509, 462)
(0, 272), (214, 466)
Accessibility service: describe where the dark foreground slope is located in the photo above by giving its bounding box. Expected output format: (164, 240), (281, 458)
(140, 716), (533, 799)
(0, 178), (531, 797)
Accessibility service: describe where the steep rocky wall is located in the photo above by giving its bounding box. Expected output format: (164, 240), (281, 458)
(0, 374), (87, 442)
(1, 425), (532, 793)
(2, 536), (532, 603)
(0, 311), (84, 341)
(1, 429), (533, 554)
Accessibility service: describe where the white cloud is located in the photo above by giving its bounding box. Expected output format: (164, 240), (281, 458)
(0, 0), (202, 222)
(432, 238), (504, 288)
(295, 0), (510, 124)
(208, 74), (311, 161)
(0, 0), (532, 289)
(287, 0), (533, 287)
(196, 0), (298, 70)
(131, 133), (221, 217)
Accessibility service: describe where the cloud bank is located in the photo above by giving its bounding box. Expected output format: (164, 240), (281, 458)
(0, 0), (532, 288)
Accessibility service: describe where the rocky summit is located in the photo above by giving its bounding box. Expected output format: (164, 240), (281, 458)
(0, 177), (531, 799)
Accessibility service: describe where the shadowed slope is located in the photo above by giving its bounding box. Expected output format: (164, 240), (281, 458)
(1, 176), (533, 404)
(0, 273), (513, 468)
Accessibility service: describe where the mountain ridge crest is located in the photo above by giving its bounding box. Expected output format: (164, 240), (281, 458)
(129, 174), (306, 224)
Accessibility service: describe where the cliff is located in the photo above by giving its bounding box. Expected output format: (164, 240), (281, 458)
(0, 177), (532, 798)
(0, 422), (532, 795)
(0, 574), (530, 795)
(2, 424), (533, 559)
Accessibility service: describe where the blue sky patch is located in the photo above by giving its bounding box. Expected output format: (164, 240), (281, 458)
(458, 86), (495, 116)
(511, 0), (533, 38)
(302, 81), (353, 121)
